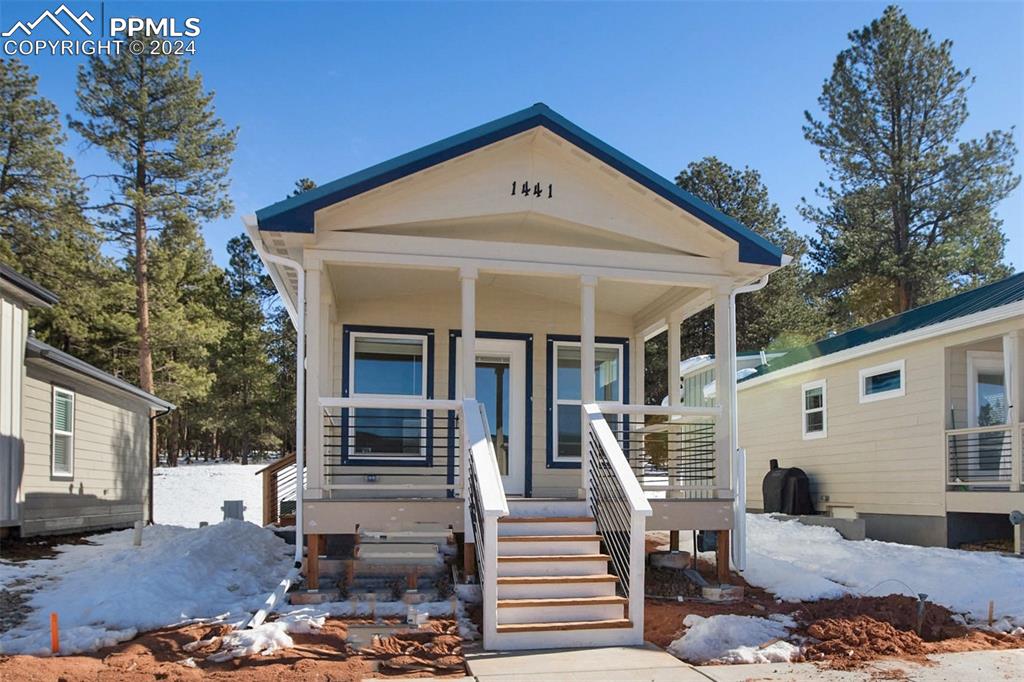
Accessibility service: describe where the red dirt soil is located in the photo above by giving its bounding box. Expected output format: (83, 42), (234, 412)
(0, 618), (468, 681)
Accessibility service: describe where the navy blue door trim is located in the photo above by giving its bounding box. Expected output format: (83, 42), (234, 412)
(448, 330), (534, 498)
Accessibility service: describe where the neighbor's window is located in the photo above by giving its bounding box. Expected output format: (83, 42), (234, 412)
(348, 332), (429, 461)
(801, 379), (826, 440)
(52, 387), (75, 477)
(859, 360), (905, 403)
(551, 341), (623, 463)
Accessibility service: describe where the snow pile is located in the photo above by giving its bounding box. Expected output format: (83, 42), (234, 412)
(743, 514), (1024, 625)
(668, 613), (800, 664)
(0, 521), (292, 656)
(153, 462), (265, 528)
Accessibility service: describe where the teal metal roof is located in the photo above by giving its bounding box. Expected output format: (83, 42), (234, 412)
(745, 272), (1024, 380)
(255, 103), (783, 266)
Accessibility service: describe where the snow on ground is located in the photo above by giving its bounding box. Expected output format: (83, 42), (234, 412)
(668, 613), (800, 664)
(0, 521), (291, 656)
(153, 462), (265, 528)
(742, 514), (1024, 625)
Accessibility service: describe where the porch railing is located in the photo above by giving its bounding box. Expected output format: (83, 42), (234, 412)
(946, 424), (1014, 489)
(461, 397), (508, 650)
(584, 403), (650, 640)
(320, 396), (461, 495)
(599, 404), (723, 499)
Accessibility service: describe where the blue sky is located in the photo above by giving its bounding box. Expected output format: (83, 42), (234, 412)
(5, 1), (1023, 269)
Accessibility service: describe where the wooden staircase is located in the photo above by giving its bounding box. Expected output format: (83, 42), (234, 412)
(490, 499), (636, 650)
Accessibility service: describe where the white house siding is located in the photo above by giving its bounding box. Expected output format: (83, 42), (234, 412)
(19, 363), (151, 536)
(328, 280), (635, 497)
(738, 313), (1024, 546)
(0, 297), (27, 527)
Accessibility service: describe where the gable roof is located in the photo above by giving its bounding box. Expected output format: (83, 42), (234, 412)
(0, 264), (58, 307)
(26, 336), (175, 410)
(746, 272), (1024, 380)
(255, 103), (783, 266)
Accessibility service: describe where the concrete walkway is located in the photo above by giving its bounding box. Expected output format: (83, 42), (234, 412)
(466, 644), (707, 681)
(442, 647), (1024, 681)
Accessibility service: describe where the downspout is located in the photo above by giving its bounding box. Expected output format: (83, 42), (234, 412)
(243, 216), (307, 627)
(148, 405), (173, 525)
(728, 272), (771, 572)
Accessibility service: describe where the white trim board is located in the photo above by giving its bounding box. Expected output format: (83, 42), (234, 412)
(739, 300), (1024, 391)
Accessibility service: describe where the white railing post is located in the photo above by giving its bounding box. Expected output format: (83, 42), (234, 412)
(628, 508), (646, 642)
(482, 515), (499, 648)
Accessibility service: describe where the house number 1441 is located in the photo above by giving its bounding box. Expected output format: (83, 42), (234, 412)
(511, 181), (553, 198)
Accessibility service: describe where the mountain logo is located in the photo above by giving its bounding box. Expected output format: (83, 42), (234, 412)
(2, 4), (95, 38)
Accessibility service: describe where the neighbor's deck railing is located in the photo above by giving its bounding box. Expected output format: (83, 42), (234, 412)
(598, 403), (724, 499)
(319, 396), (462, 495)
(584, 403), (650, 644)
(946, 424), (1017, 490)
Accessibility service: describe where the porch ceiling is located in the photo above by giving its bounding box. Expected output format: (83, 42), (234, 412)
(327, 263), (680, 317)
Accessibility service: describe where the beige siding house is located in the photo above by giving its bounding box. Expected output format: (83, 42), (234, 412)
(0, 265), (173, 538)
(737, 273), (1024, 550)
(247, 103), (787, 650)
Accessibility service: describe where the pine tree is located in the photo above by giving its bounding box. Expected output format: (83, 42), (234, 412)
(69, 49), (237, 396)
(0, 58), (133, 365)
(803, 5), (1019, 325)
(645, 157), (825, 404)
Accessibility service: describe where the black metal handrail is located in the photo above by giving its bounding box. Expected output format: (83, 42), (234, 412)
(946, 425), (1012, 488)
(587, 428), (634, 596)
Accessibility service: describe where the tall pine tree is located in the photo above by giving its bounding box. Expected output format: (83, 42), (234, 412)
(803, 5), (1019, 325)
(69, 49), (237, 395)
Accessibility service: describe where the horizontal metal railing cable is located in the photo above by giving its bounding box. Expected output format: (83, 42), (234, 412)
(946, 425), (1013, 487)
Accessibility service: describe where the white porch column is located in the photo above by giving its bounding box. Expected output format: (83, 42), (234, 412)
(304, 262), (324, 499)
(1005, 331), (1022, 553)
(580, 276), (597, 499)
(461, 267), (478, 399)
(667, 310), (684, 504)
(713, 289), (735, 498)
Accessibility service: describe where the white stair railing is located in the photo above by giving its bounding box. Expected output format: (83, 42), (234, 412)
(461, 398), (508, 650)
(583, 403), (652, 645)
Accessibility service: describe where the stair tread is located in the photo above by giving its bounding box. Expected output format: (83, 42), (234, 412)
(496, 618), (632, 633)
(500, 516), (593, 523)
(497, 553), (610, 562)
(497, 574), (619, 584)
(498, 535), (602, 542)
(498, 596), (627, 608)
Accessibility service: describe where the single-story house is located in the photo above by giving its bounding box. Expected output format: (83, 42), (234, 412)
(737, 272), (1024, 551)
(246, 103), (787, 650)
(0, 264), (174, 538)
(664, 351), (787, 408)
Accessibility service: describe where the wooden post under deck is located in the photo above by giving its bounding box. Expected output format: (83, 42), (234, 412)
(716, 529), (730, 584)
(307, 533), (320, 590)
(464, 542), (477, 580)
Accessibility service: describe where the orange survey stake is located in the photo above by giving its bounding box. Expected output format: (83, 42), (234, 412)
(50, 612), (59, 654)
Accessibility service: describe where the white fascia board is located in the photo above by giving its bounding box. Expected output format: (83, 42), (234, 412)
(739, 300), (1024, 391)
(243, 215), (299, 329)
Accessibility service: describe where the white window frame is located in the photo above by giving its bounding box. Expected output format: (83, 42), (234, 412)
(858, 359), (906, 403)
(552, 341), (623, 463)
(348, 331), (429, 462)
(801, 379), (827, 440)
(51, 387), (75, 478)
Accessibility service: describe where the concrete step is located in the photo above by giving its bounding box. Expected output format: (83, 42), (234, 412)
(496, 554), (610, 577)
(496, 596), (627, 624)
(496, 618), (632, 633)
(497, 535), (602, 556)
(496, 574), (619, 600)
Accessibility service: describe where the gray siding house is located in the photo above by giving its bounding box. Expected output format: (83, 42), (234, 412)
(0, 265), (173, 538)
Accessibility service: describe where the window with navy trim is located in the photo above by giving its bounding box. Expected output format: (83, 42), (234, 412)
(343, 328), (433, 464)
(547, 337), (627, 466)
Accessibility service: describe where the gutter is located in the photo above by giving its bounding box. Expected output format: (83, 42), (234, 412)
(243, 215), (307, 627)
(728, 273), (772, 573)
(148, 405), (174, 524)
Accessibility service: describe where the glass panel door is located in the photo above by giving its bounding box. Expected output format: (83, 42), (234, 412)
(477, 355), (511, 476)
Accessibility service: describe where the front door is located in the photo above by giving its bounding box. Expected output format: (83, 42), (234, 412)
(456, 338), (527, 496)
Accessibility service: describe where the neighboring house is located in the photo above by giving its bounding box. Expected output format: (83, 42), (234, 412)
(0, 265), (173, 538)
(664, 351), (788, 407)
(737, 272), (1024, 551)
(247, 103), (786, 650)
